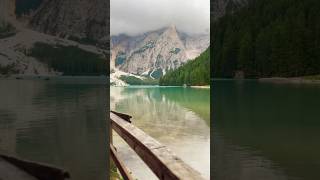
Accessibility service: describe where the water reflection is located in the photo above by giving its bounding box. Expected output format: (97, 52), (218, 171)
(213, 80), (320, 180)
(0, 79), (108, 180)
(111, 86), (210, 180)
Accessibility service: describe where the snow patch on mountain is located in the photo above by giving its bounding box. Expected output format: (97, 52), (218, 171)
(111, 25), (209, 78)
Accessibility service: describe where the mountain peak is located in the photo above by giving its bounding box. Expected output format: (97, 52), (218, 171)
(163, 24), (179, 38)
(166, 24), (177, 33)
(169, 23), (176, 30)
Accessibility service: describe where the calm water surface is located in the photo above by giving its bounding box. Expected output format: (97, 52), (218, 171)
(213, 80), (320, 180)
(111, 86), (210, 180)
(0, 79), (108, 180)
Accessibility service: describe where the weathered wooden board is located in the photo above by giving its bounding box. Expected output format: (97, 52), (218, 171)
(110, 112), (205, 180)
(110, 144), (135, 180)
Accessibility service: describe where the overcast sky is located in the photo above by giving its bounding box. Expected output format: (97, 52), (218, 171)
(110, 0), (210, 36)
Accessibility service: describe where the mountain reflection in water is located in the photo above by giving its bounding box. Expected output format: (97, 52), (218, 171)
(111, 86), (210, 180)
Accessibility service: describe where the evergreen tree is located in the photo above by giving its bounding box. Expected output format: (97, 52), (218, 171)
(160, 48), (210, 86)
(212, 0), (320, 78)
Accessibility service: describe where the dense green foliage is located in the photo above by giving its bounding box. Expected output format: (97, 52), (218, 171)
(212, 0), (320, 78)
(119, 75), (159, 85)
(303, 75), (320, 80)
(16, 0), (43, 16)
(30, 43), (107, 75)
(159, 48), (210, 86)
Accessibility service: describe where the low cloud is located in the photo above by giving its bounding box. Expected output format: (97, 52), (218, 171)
(111, 0), (210, 36)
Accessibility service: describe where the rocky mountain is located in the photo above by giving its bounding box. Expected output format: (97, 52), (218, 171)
(30, 0), (109, 45)
(1, 0), (109, 77)
(0, 26), (107, 76)
(111, 25), (209, 79)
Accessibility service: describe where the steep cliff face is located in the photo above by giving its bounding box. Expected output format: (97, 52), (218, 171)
(111, 25), (209, 78)
(30, 0), (109, 43)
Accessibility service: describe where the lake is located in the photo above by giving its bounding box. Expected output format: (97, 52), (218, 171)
(213, 80), (320, 180)
(110, 86), (210, 179)
(0, 78), (108, 180)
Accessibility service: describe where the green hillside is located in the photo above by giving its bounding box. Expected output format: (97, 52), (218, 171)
(212, 0), (320, 78)
(159, 48), (210, 86)
(119, 75), (158, 85)
(30, 42), (107, 76)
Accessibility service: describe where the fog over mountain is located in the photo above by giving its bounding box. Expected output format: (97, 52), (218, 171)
(111, 0), (210, 36)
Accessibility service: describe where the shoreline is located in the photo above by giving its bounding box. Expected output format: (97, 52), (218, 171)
(190, 85), (210, 89)
(0, 75), (107, 79)
(213, 77), (320, 84)
(111, 85), (210, 88)
(259, 77), (320, 84)
(0, 75), (108, 84)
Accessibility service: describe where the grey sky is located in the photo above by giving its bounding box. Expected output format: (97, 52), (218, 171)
(111, 0), (210, 36)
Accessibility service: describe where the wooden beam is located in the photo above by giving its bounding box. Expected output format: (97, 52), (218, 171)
(110, 112), (204, 180)
(0, 154), (70, 180)
(110, 111), (132, 123)
(110, 144), (135, 180)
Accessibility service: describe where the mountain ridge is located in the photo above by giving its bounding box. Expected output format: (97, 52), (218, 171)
(30, 0), (109, 45)
(111, 25), (209, 80)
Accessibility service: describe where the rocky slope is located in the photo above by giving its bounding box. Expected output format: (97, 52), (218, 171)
(0, 26), (107, 76)
(111, 25), (209, 79)
(1, 0), (109, 77)
(30, 0), (109, 45)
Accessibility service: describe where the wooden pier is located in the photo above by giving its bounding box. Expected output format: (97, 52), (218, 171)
(110, 111), (205, 180)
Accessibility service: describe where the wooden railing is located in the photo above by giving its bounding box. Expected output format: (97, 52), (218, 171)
(110, 111), (205, 180)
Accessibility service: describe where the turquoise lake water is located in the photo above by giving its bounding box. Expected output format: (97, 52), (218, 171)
(111, 86), (210, 179)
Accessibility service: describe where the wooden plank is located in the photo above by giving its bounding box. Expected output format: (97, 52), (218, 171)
(0, 157), (37, 180)
(110, 144), (135, 180)
(110, 119), (113, 145)
(0, 155), (70, 180)
(111, 111), (132, 123)
(110, 112), (205, 180)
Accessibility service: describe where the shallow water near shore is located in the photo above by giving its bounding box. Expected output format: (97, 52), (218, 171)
(111, 86), (210, 179)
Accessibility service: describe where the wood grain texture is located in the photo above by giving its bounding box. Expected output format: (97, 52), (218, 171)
(110, 112), (204, 180)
